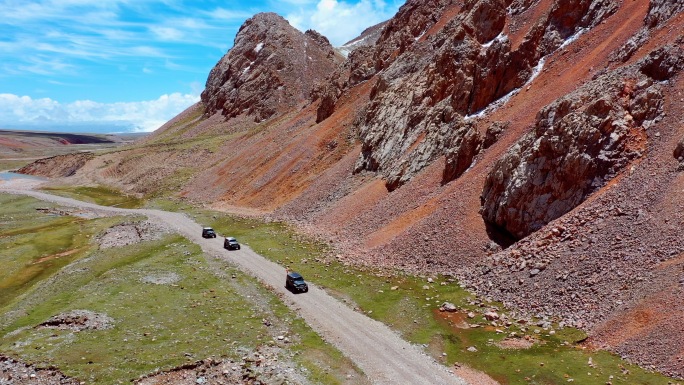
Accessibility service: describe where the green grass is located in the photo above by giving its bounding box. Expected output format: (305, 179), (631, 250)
(40, 185), (145, 208)
(3, 189), (677, 385)
(0, 159), (33, 170)
(146, 167), (197, 200)
(141, 105), (205, 144)
(0, 194), (120, 309)
(0, 194), (365, 384)
(191, 208), (679, 385)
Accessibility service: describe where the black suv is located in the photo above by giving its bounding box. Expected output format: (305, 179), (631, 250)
(201, 227), (216, 238)
(224, 237), (240, 250)
(285, 272), (308, 293)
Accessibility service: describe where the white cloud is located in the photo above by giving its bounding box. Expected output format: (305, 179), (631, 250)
(286, 0), (399, 46)
(150, 26), (185, 41)
(0, 92), (200, 133)
(277, 0), (316, 5)
(207, 8), (253, 21)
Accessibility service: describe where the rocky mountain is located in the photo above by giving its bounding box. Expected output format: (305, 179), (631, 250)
(337, 21), (388, 57)
(201, 13), (343, 123)
(19, 0), (684, 378)
(351, 0), (621, 190)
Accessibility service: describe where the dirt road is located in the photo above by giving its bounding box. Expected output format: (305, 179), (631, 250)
(0, 182), (468, 385)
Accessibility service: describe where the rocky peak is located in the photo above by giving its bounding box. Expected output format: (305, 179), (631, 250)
(313, 0), (462, 123)
(201, 12), (342, 123)
(305, 29), (335, 55)
(337, 21), (388, 57)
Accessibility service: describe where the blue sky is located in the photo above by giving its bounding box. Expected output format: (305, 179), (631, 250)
(0, 0), (403, 133)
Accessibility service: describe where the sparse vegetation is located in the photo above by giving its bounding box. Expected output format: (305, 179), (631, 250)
(40, 185), (145, 208)
(0, 194), (119, 309)
(194, 208), (678, 385)
(0, 193), (364, 384)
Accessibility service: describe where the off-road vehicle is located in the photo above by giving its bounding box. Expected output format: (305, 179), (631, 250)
(285, 271), (308, 293)
(224, 237), (240, 250)
(201, 227), (216, 238)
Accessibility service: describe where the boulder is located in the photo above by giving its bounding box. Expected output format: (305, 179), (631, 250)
(484, 311), (500, 321)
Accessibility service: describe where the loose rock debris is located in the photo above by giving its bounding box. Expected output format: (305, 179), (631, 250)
(38, 310), (114, 331)
(97, 220), (170, 249)
(135, 346), (313, 385)
(0, 355), (79, 385)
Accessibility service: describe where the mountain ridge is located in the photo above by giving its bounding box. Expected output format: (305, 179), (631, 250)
(17, 0), (684, 378)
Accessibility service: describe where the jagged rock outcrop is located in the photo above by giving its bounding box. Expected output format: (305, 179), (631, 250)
(483, 121), (508, 149)
(639, 44), (684, 80)
(313, 44), (377, 122)
(201, 13), (342, 123)
(314, 21), (391, 123)
(371, 0), (462, 72)
(645, 0), (684, 28)
(314, 0), (459, 123)
(480, 46), (684, 239)
(614, 0), (684, 62)
(354, 0), (619, 190)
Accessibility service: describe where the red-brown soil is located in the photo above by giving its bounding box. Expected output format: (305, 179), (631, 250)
(17, 0), (684, 378)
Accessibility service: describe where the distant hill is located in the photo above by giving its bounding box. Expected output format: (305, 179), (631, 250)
(0, 129), (145, 159)
(2, 122), (144, 134)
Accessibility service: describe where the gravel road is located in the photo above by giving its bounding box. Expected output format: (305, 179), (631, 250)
(0, 183), (468, 385)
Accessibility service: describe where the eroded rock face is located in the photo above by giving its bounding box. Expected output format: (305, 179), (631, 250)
(354, 0), (619, 190)
(483, 121), (509, 149)
(480, 52), (677, 238)
(18, 152), (94, 178)
(313, 44), (377, 123)
(314, 0), (460, 123)
(201, 13), (342, 123)
(372, 0), (462, 73)
(613, 0), (684, 62)
(645, 0), (684, 28)
(639, 45), (684, 81)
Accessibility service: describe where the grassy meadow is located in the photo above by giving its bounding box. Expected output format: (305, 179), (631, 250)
(0, 193), (364, 384)
(39, 185), (145, 209)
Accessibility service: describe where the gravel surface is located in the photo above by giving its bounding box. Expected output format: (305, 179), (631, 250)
(0, 355), (79, 385)
(97, 220), (170, 249)
(135, 346), (315, 385)
(0, 183), (468, 385)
